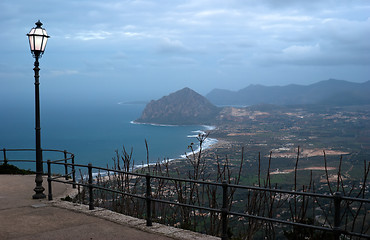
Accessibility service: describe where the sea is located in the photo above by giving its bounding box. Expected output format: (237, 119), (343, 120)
(0, 100), (217, 172)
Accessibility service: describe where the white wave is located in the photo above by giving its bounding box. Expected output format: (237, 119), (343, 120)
(147, 123), (177, 127)
(180, 137), (218, 159)
(192, 130), (205, 134)
(202, 125), (216, 130)
(130, 121), (177, 127)
(134, 157), (176, 170)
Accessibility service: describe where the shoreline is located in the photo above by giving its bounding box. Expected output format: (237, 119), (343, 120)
(85, 122), (221, 178)
(128, 120), (219, 169)
(136, 131), (219, 170)
(131, 120), (216, 130)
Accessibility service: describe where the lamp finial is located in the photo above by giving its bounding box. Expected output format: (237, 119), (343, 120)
(35, 20), (43, 28)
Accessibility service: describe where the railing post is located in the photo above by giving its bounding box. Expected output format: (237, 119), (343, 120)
(146, 173), (152, 226)
(47, 160), (52, 200)
(72, 154), (76, 188)
(333, 192), (342, 240)
(3, 148), (7, 165)
(88, 163), (94, 210)
(221, 181), (229, 240)
(64, 150), (69, 180)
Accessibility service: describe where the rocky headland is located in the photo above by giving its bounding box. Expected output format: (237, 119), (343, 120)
(135, 87), (220, 125)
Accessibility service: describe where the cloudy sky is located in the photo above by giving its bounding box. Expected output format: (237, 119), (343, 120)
(1, 0), (369, 103)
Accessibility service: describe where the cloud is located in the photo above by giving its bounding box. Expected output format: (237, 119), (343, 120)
(254, 41), (370, 67)
(262, 0), (323, 9)
(70, 31), (112, 41)
(282, 44), (320, 56)
(318, 18), (370, 51)
(123, 25), (136, 30)
(1, 0), (370, 94)
(195, 9), (241, 18)
(257, 14), (313, 22)
(157, 38), (189, 54)
(122, 31), (151, 38)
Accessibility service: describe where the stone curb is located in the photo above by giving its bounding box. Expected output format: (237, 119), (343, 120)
(52, 189), (219, 240)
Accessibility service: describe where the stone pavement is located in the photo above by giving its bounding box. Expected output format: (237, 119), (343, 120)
(0, 175), (218, 240)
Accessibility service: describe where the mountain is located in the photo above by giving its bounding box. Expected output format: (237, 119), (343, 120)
(206, 79), (370, 106)
(135, 87), (220, 125)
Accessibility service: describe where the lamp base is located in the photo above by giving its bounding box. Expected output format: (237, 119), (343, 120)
(33, 186), (46, 199)
(33, 173), (46, 199)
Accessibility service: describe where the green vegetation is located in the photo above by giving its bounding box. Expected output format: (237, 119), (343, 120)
(0, 163), (35, 174)
(74, 135), (369, 239)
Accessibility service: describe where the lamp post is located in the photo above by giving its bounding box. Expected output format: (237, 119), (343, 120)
(27, 20), (49, 199)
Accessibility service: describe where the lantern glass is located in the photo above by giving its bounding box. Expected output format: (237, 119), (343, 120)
(27, 21), (49, 56)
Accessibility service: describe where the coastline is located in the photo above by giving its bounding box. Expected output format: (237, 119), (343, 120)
(131, 120), (216, 130)
(130, 121), (219, 169)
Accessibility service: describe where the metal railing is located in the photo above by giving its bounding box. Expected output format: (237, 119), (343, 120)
(1, 148), (76, 186)
(1, 148), (369, 240)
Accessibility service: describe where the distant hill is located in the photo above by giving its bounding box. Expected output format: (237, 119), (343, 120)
(135, 87), (220, 125)
(206, 79), (370, 106)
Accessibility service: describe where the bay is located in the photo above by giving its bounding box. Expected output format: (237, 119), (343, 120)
(0, 100), (213, 171)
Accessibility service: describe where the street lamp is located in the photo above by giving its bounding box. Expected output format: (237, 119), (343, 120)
(27, 20), (49, 199)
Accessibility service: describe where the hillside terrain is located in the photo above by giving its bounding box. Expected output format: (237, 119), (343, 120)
(129, 82), (370, 239)
(135, 81), (370, 186)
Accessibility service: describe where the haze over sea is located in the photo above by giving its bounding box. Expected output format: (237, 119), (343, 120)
(0, 100), (216, 171)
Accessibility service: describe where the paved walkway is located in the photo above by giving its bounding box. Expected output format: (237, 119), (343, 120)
(0, 175), (218, 240)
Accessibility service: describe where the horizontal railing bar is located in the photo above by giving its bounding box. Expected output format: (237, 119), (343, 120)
(0, 148), (35, 152)
(150, 175), (222, 187)
(50, 175), (65, 180)
(50, 162), (89, 168)
(153, 198), (221, 213)
(1, 159), (71, 164)
(87, 165), (148, 178)
(91, 184), (146, 200)
(52, 177), (146, 200)
(341, 195), (370, 203)
(229, 210), (370, 238)
(0, 148), (73, 155)
(51, 178), (85, 188)
(50, 157), (73, 163)
(43, 149), (74, 155)
(50, 162), (148, 178)
(50, 171), (74, 180)
(0, 160), (35, 163)
(228, 183), (334, 199)
(229, 210), (332, 232)
(343, 231), (370, 238)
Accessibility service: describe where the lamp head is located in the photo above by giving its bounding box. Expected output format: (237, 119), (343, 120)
(27, 20), (50, 58)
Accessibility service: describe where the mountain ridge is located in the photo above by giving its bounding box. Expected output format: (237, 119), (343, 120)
(206, 79), (370, 106)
